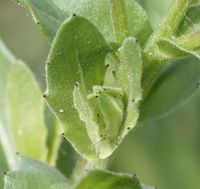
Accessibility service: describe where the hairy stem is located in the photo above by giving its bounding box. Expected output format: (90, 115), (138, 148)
(110, 0), (129, 43)
(144, 0), (191, 55)
(142, 0), (192, 99)
(71, 157), (108, 182)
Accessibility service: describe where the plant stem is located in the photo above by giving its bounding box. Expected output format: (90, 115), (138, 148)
(110, 0), (129, 43)
(142, 0), (192, 99)
(71, 157), (108, 182)
(144, 0), (191, 56)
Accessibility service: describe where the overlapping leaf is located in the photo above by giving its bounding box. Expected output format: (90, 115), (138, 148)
(74, 170), (153, 189)
(45, 106), (62, 165)
(0, 39), (48, 169)
(0, 40), (16, 171)
(4, 156), (71, 189)
(45, 15), (111, 159)
(7, 61), (47, 160)
(115, 38), (142, 138)
(176, 5), (200, 36)
(56, 138), (77, 178)
(155, 38), (200, 61)
(4, 157), (153, 189)
(16, 0), (152, 45)
(140, 0), (172, 28)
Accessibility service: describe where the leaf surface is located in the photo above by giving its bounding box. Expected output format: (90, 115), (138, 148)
(0, 39), (47, 171)
(0, 143), (8, 189)
(45, 16), (110, 159)
(74, 170), (143, 189)
(7, 61), (47, 160)
(45, 105), (62, 165)
(0, 40), (16, 170)
(140, 0), (171, 28)
(17, 0), (152, 45)
(4, 156), (71, 189)
(155, 38), (200, 60)
(56, 138), (77, 178)
(140, 57), (200, 123)
(116, 38), (142, 138)
(176, 5), (200, 36)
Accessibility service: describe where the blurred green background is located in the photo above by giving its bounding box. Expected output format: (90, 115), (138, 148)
(0, 0), (200, 189)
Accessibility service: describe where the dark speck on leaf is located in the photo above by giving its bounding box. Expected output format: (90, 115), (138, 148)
(73, 13), (77, 17)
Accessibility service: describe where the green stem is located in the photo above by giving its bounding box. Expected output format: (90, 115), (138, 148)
(110, 0), (129, 43)
(71, 157), (108, 182)
(142, 0), (192, 99)
(144, 0), (191, 55)
(175, 31), (200, 50)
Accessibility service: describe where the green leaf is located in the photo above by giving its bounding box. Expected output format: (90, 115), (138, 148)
(45, 105), (62, 165)
(0, 144), (8, 189)
(140, 0), (172, 29)
(73, 170), (154, 189)
(0, 40), (15, 125)
(73, 37), (143, 159)
(17, 0), (152, 45)
(77, 37), (143, 159)
(73, 83), (100, 146)
(45, 16), (110, 159)
(7, 61), (47, 161)
(74, 83), (124, 158)
(16, 0), (68, 42)
(74, 170), (143, 189)
(116, 38), (142, 99)
(0, 40), (48, 173)
(176, 5), (200, 36)
(0, 40), (16, 170)
(155, 38), (200, 61)
(56, 138), (77, 178)
(115, 37), (142, 138)
(139, 56), (200, 123)
(98, 93), (123, 140)
(4, 156), (71, 189)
